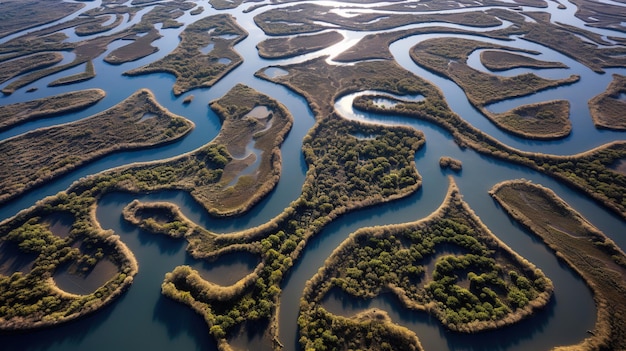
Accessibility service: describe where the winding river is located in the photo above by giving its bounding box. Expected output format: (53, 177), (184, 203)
(1, 0), (625, 350)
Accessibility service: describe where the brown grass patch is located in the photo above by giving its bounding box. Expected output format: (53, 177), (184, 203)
(491, 180), (626, 351)
(588, 74), (626, 130)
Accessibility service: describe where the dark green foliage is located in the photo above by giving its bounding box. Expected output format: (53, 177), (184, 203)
(299, 183), (552, 344)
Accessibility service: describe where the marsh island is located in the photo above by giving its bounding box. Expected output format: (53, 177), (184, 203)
(0, 0), (625, 351)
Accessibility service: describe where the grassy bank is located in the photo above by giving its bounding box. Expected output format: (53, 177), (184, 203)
(479, 50), (568, 71)
(299, 178), (552, 350)
(104, 28), (162, 65)
(411, 37), (580, 107)
(0, 85), (292, 330)
(48, 60), (96, 87)
(0, 89), (193, 206)
(588, 74), (626, 130)
(125, 14), (248, 96)
(488, 100), (571, 140)
(257, 31), (343, 59)
(0, 88), (105, 132)
(490, 180), (626, 350)
(0, 193), (138, 330)
(159, 110), (424, 348)
(0, 53), (63, 86)
(342, 59), (626, 220)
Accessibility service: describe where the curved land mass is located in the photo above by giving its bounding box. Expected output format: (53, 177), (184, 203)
(588, 74), (626, 130)
(333, 6), (626, 75)
(300, 178), (552, 350)
(257, 31), (344, 59)
(0, 84), (292, 330)
(481, 100), (571, 140)
(48, 60), (96, 87)
(122, 200), (191, 239)
(104, 28), (163, 65)
(0, 1), (193, 95)
(0, 89), (193, 206)
(0, 195), (138, 330)
(322, 56), (626, 219)
(0, 88), (105, 132)
(485, 9), (626, 74)
(490, 180), (626, 351)
(93, 83), (294, 217)
(161, 116), (424, 350)
(479, 50), (568, 71)
(0, 53), (63, 86)
(125, 14), (248, 96)
(410, 37), (580, 107)
(0, 0), (84, 38)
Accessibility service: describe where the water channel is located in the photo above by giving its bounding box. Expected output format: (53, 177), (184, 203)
(0, 1), (625, 350)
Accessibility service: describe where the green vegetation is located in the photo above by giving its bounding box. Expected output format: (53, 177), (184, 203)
(0, 85), (291, 330)
(257, 31), (344, 59)
(588, 74), (626, 130)
(125, 14), (248, 96)
(299, 307), (423, 351)
(123, 201), (190, 239)
(479, 50), (568, 71)
(0, 89), (105, 132)
(490, 100), (571, 139)
(269, 49), (622, 221)
(410, 37), (580, 107)
(0, 194), (138, 330)
(490, 180), (626, 351)
(0, 89), (193, 206)
(299, 179), (552, 351)
(160, 115), (424, 348)
(49, 60), (96, 87)
(439, 156), (463, 172)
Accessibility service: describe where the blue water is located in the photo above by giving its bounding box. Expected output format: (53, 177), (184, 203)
(1, 1), (625, 350)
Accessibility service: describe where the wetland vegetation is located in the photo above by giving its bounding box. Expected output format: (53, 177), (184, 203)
(0, 0), (625, 350)
(0, 89), (193, 206)
(125, 14), (247, 96)
(588, 74), (626, 130)
(490, 180), (626, 351)
(300, 179), (552, 349)
(0, 89), (105, 132)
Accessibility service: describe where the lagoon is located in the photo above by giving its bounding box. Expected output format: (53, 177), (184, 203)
(0, 1), (625, 350)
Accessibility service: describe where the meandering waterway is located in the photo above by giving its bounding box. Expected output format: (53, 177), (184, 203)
(0, 1), (625, 350)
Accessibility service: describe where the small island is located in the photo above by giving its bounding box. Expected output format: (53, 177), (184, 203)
(0, 88), (105, 132)
(299, 179), (552, 349)
(490, 180), (626, 350)
(125, 14), (248, 96)
(588, 74), (626, 130)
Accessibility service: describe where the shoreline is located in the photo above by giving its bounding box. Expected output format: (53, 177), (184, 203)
(490, 179), (626, 350)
